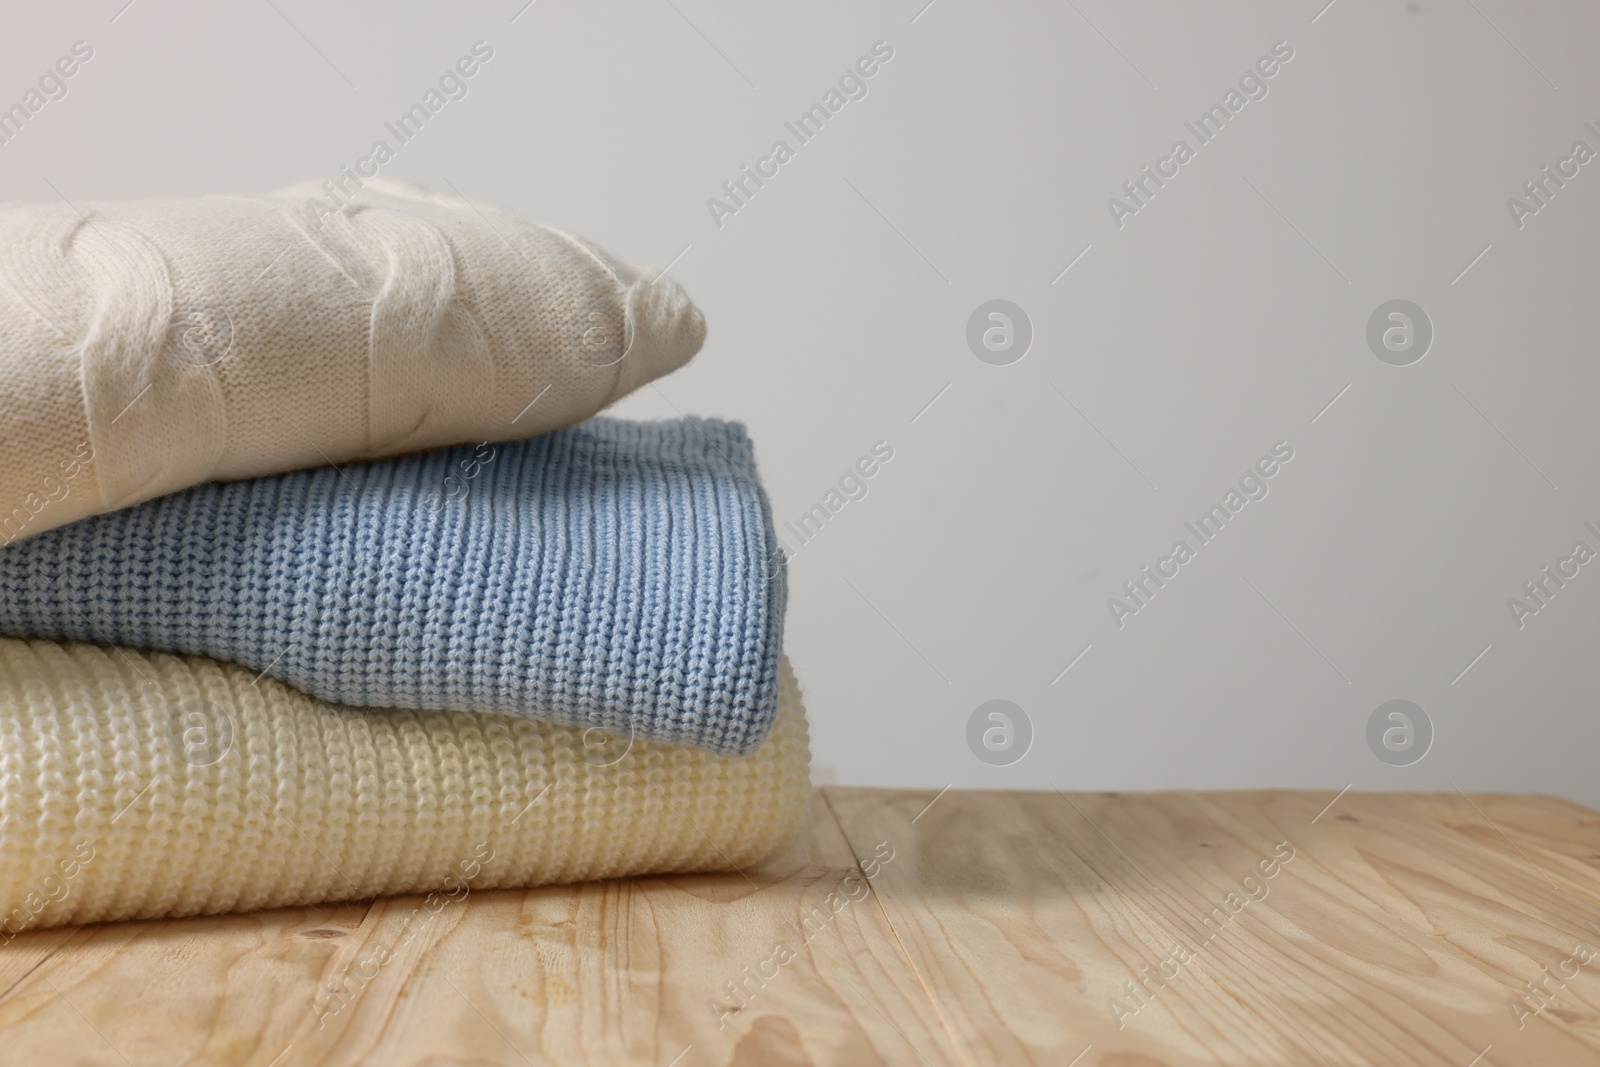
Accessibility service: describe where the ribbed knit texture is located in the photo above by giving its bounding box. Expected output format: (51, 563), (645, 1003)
(0, 177), (706, 545)
(0, 417), (786, 756)
(0, 641), (810, 932)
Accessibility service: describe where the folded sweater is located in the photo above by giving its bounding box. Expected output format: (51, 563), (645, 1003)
(0, 641), (810, 933)
(0, 177), (705, 545)
(0, 417), (786, 756)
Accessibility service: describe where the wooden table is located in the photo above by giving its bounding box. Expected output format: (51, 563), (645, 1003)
(3, 787), (1599, 1066)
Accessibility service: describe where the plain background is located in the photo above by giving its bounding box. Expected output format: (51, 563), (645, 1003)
(3, 0), (1598, 805)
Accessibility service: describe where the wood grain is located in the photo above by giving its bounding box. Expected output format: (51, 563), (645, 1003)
(3, 788), (1600, 1066)
(826, 788), (1600, 1066)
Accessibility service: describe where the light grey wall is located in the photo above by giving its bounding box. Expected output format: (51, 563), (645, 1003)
(5, 0), (1598, 804)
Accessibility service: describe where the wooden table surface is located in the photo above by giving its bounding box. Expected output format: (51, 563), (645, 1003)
(3, 787), (1599, 1066)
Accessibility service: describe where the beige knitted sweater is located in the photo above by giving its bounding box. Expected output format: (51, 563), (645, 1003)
(0, 642), (808, 932)
(0, 178), (705, 544)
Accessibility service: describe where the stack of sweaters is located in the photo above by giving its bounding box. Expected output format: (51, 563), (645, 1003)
(0, 179), (806, 934)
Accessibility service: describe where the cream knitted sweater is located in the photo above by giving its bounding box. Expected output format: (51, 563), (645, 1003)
(0, 642), (808, 932)
(0, 178), (706, 544)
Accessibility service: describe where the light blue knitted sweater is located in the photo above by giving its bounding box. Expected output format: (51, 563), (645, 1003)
(0, 418), (786, 756)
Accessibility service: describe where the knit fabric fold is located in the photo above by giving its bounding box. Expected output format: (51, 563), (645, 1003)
(0, 177), (706, 545)
(0, 417), (786, 755)
(0, 641), (810, 932)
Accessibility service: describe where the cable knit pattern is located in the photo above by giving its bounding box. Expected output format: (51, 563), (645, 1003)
(0, 177), (706, 544)
(0, 417), (786, 755)
(0, 641), (810, 932)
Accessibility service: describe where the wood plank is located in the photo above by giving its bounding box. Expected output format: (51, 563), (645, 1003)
(0, 902), (375, 1066)
(6, 789), (1600, 1066)
(0, 927), (81, 1002)
(823, 787), (1600, 1067)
